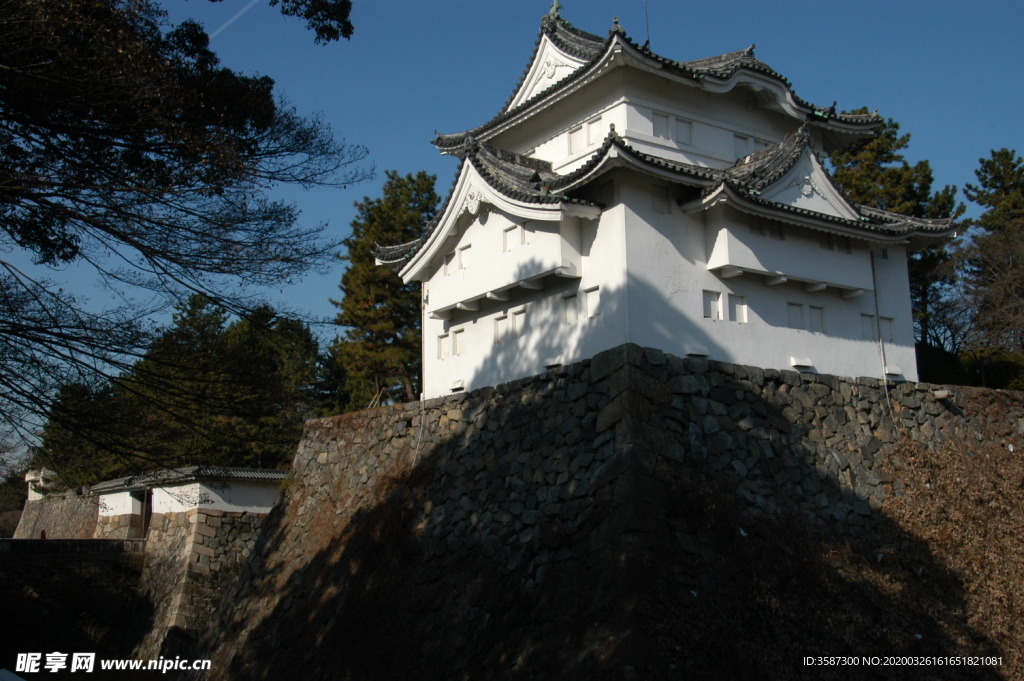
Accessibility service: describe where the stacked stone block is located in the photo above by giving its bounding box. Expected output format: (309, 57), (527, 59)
(189, 344), (1024, 680)
(13, 492), (98, 539)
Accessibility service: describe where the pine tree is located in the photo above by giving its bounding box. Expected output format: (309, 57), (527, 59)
(961, 149), (1024, 358)
(331, 171), (439, 408)
(829, 112), (963, 355)
(37, 295), (322, 484)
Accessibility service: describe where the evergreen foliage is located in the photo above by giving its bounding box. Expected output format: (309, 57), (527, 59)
(829, 111), (963, 354)
(36, 296), (322, 487)
(331, 171), (439, 408)
(0, 0), (369, 444)
(960, 149), (1024, 356)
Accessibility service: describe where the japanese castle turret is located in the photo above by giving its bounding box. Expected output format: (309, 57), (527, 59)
(377, 7), (953, 399)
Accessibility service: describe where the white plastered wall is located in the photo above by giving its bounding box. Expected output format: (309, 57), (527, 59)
(421, 195), (630, 398)
(148, 480), (279, 514)
(98, 490), (142, 517)
(617, 174), (918, 380)
(196, 480), (280, 514)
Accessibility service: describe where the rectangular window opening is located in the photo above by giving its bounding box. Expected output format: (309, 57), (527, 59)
(438, 333), (450, 360)
(585, 287), (601, 318)
(734, 134), (749, 159)
(653, 112), (670, 140)
(879, 317), (895, 343)
(503, 225), (522, 252)
(861, 314), (877, 341)
(563, 295), (579, 325)
(569, 125), (585, 153)
(495, 315), (509, 345)
(703, 290), (722, 320)
(453, 329), (466, 356)
(652, 185), (671, 214)
(728, 294), (746, 323)
(458, 244), (471, 269)
(787, 303), (805, 330)
(675, 119), (692, 145)
(809, 306), (825, 334)
(513, 310), (526, 338)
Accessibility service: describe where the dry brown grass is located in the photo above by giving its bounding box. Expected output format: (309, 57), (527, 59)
(882, 438), (1024, 675)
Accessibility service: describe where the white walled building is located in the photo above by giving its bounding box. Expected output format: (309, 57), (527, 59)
(377, 7), (953, 399)
(91, 466), (284, 538)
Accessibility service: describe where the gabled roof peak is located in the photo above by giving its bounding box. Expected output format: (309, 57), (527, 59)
(434, 13), (880, 154)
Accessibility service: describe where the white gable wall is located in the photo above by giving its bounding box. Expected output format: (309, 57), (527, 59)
(505, 34), (590, 112)
(495, 65), (803, 174)
(495, 79), (628, 167)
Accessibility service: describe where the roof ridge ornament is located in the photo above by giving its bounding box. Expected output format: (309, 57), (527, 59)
(548, 0), (563, 20)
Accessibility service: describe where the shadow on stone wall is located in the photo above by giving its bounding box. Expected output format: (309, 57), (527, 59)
(189, 336), (1021, 679)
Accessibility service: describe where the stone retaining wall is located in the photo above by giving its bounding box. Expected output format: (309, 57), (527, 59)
(191, 344), (1024, 680)
(14, 493), (98, 539)
(132, 508), (270, 660)
(174, 510), (268, 636)
(95, 512), (145, 539)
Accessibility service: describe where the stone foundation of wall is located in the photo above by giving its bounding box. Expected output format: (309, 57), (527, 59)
(14, 493), (98, 539)
(131, 508), (269, 659)
(189, 344), (1024, 680)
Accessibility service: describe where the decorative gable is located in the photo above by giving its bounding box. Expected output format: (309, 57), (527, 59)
(758, 150), (860, 222)
(505, 33), (591, 112)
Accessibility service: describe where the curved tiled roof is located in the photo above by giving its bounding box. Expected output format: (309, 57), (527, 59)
(376, 124), (952, 269)
(497, 14), (606, 117)
(711, 126), (953, 237)
(90, 466), (286, 493)
(434, 16), (880, 153)
(552, 125), (721, 191)
(722, 124), (815, 192)
(372, 139), (601, 267)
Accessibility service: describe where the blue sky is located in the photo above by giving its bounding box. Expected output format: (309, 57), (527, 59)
(135, 1), (1024, 334)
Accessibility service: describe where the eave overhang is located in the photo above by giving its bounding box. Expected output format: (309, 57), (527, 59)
(679, 124), (956, 243)
(434, 18), (881, 156)
(686, 183), (954, 244)
(90, 467), (287, 494)
(553, 125), (720, 193)
(399, 160), (599, 283)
